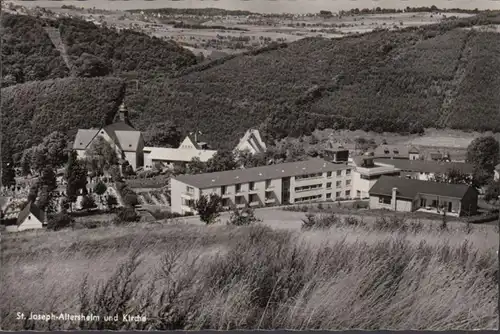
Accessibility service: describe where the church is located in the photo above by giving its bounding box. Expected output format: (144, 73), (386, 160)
(72, 103), (145, 171)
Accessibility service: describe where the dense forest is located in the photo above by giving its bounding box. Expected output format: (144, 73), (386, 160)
(1, 77), (125, 158)
(124, 19), (500, 148)
(2, 10), (500, 156)
(0, 13), (198, 87)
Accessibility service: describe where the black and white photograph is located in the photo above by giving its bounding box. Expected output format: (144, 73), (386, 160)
(0, 0), (499, 331)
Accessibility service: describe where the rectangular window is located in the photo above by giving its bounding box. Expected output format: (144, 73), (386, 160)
(346, 169), (351, 175)
(336, 191), (341, 198)
(346, 180), (351, 186)
(221, 186), (226, 195)
(266, 179), (272, 188)
(336, 170), (342, 177)
(249, 182), (255, 191)
(235, 184), (241, 193)
(186, 186), (194, 193)
(327, 171), (332, 177)
(345, 190), (350, 197)
(222, 198), (230, 207)
(326, 193), (332, 199)
(326, 182), (332, 189)
(379, 196), (391, 204)
(336, 181), (342, 188)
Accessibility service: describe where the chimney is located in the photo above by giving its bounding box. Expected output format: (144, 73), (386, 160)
(391, 187), (398, 211)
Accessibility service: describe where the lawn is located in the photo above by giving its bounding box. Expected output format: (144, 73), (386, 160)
(1, 215), (497, 330)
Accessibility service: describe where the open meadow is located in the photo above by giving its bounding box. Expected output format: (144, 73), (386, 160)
(1, 214), (498, 330)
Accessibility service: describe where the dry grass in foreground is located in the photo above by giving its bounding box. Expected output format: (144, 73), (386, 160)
(1, 219), (498, 330)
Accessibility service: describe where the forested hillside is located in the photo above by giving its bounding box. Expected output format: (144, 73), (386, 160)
(124, 20), (500, 149)
(1, 77), (125, 157)
(1, 14), (69, 87)
(2, 11), (500, 155)
(0, 13), (198, 87)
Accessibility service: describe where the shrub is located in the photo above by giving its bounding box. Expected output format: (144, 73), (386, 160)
(227, 206), (262, 226)
(106, 194), (118, 210)
(192, 194), (222, 225)
(343, 215), (365, 227)
(302, 212), (340, 230)
(47, 212), (75, 231)
(123, 193), (139, 207)
(81, 195), (97, 210)
(114, 207), (139, 224)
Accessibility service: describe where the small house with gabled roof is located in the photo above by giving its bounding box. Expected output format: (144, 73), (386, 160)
(12, 202), (46, 232)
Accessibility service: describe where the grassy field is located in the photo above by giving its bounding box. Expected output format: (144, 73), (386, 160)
(1, 216), (498, 330)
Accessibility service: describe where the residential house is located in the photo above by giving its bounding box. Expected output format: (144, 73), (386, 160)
(409, 146), (420, 160)
(321, 143), (349, 163)
(170, 158), (353, 215)
(351, 154), (401, 199)
(179, 133), (210, 150)
(373, 158), (474, 181)
(73, 103), (145, 170)
(234, 129), (267, 156)
(374, 144), (412, 159)
(6, 202), (46, 232)
(368, 176), (477, 217)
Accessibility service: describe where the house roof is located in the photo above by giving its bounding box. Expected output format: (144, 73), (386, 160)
(409, 146), (420, 154)
(174, 158), (350, 189)
(103, 121), (138, 150)
(73, 129), (99, 150)
(374, 158), (474, 175)
(115, 130), (142, 152)
(16, 202), (45, 226)
(369, 176), (473, 200)
(374, 145), (410, 158)
(143, 147), (217, 163)
(235, 129), (267, 154)
(181, 134), (201, 150)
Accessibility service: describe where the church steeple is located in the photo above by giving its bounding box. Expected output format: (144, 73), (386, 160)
(117, 102), (131, 125)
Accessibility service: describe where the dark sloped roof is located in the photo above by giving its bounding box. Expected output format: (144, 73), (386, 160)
(369, 176), (473, 200)
(16, 202), (45, 226)
(174, 158), (350, 189)
(374, 158), (474, 175)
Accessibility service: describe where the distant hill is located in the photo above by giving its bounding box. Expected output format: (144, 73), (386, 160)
(2, 11), (500, 156)
(1, 13), (198, 87)
(123, 13), (500, 149)
(1, 77), (125, 157)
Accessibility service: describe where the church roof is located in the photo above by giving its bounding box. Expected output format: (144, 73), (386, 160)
(73, 129), (99, 150)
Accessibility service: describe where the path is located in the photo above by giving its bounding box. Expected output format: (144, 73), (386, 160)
(44, 26), (73, 74)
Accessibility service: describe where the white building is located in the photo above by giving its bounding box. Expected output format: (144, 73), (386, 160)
(72, 104), (144, 170)
(234, 129), (267, 156)
(170, 158), (353, 215)
(351, 154), (401, 199)
(6, 202), (45, 232)
(144, 134), (217, 170)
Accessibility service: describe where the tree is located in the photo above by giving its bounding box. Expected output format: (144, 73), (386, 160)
(484, 180), (500, 202)
(94, 181), (107, 205)
(144, 121), (182, 147)
(20, 148), (33, 176)
(187, 157), (207, 174)
(430, 168), (474, 186)
(42, 131), (68, 167)
(114, 207), (139, 224)
(31, 144), (49, 174)
(108, 165), (122, 182)
(106, 194), (118, 210)
(81, 195), (97, 210)
(86, 136), (119, 175)
(36, 185), (57, 214)
(191, 194), (222, 225)
(206, 150), (238, 173)
(40, 166), (57, 192)
(65, 151), (88, 210)
(1, 151), (16, 188)
(74, 53), (111, 78)
(466, 136), (500, 185)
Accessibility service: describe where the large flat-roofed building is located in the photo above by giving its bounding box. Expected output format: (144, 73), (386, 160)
(171, 158), (353, 215)
(351, 154), (401, 199)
